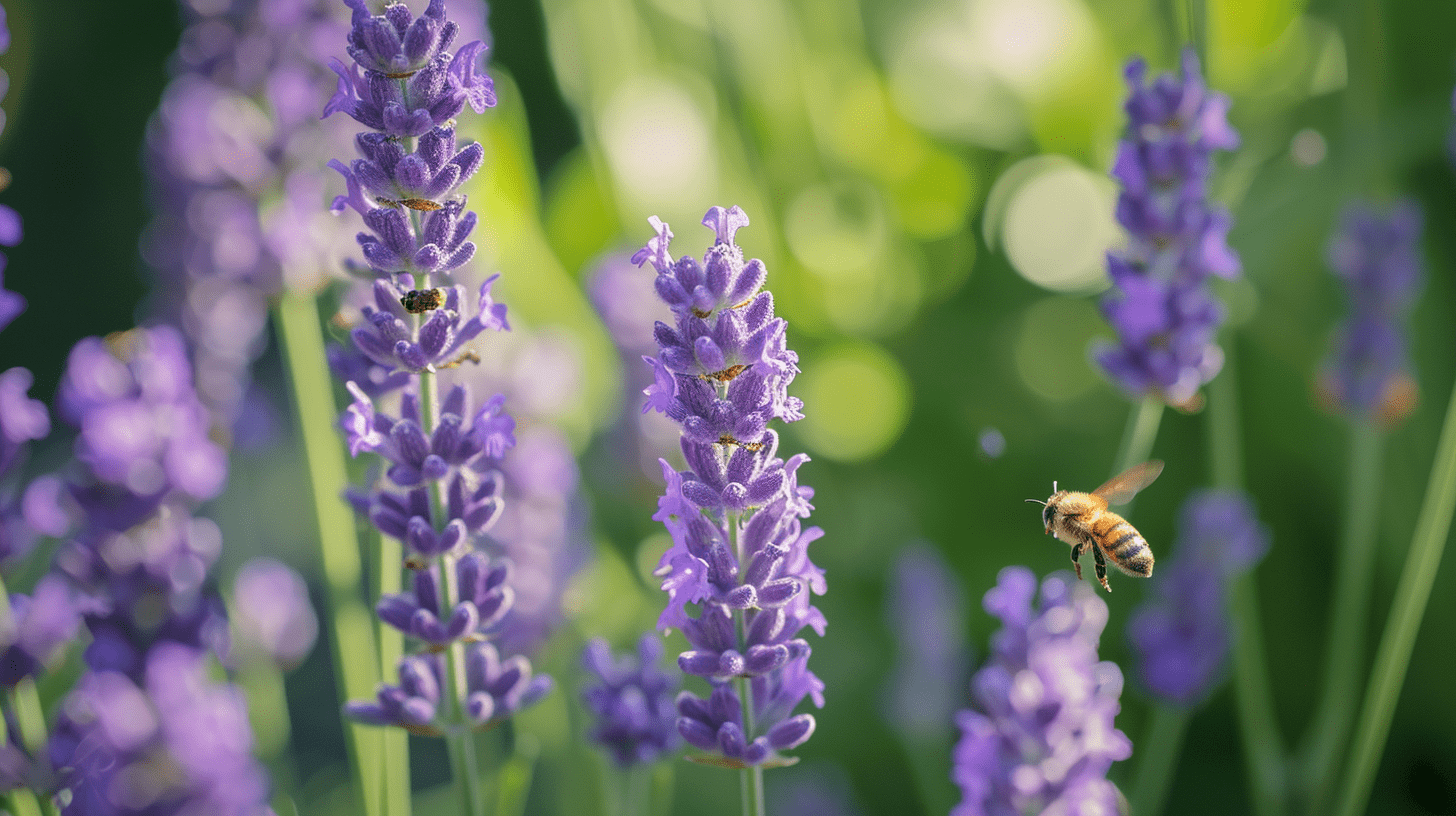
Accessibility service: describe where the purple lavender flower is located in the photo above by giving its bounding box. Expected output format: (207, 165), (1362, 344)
(1127, 490), (1268, 706)
(1094, 48), (1241, 408)
(952, 567), (1132, 815)
(327, 0), (552, 738)
(230, 558), (319, 670)
(48, 643), (272, 816)
(581, 634), (682, 767)
(636, 206), (824, 767)
(1319, 200), (1423, 423)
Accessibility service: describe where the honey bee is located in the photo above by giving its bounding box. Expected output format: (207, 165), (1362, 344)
(1027, 460), (1163, 592)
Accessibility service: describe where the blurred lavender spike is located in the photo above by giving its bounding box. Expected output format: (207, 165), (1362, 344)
(952, 567), (1132, 815)
(1094, 48), (1241, 408)
(883, 541), (970, 740)
(1318, 200), (1423, 423)
(1127, 490), (1269, 706)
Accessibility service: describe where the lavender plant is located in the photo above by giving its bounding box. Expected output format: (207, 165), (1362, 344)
(952, 567), (1132, 816)
(1096, 47), (1241, 411)
(1302, 199), (1425, 813)
(634, 206), (823, 811)
(322, 2), (549, 811)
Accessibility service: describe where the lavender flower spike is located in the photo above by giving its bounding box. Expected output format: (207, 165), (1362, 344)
(637, 207), (824, 768)
(1128, 490), (1268, 706)
(1319, 200), (1423, 423)
(1095, 48), (1241, 408)
(329, 1), (551, 751)
(582, 634), (682, 767)
(953, 567), (1132, 815)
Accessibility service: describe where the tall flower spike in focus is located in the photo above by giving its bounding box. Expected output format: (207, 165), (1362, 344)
(1127, 490), (1269, 706)
(1095, 48), (1241, 409)
(635, 206), (824, 769)
(1318, 200), (1423, 424)
(952, 567), (1132, 815)
(325, 0), (551, 760)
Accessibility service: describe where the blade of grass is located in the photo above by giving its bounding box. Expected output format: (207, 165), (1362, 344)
(275, 290), (384, 816)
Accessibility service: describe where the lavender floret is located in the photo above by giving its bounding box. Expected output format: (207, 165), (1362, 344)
(1127, 490), (1269, 706)
(1094, 48), (1240, 407)
(952, 567), (1132, 815)
(1319, 200), (1423, 422)
(581, 634), (682, 767)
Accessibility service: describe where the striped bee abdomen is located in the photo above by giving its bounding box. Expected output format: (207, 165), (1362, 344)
(1097, 514), (1155, 577)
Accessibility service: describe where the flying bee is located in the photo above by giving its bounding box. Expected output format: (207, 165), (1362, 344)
(1026, 460), (1163, 592)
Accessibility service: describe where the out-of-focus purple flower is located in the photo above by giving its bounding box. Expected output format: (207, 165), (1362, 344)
(0, 367), (47, 481)
(230, 558), (319, 670)
(0, 207), (23, 332)
(48, 643), (272, 816)
(1127, 490), (1268, 707)
(952, 567), (1132, 816)
(581, 634), (681, 767)
(883, 542), (969, 740)
(57, 327), (227, 512)
(0, 575), (86, 686)
(1319, 200), (1423, 423)
(1094, 48), (1240, 408)
(637, 207), (824, 767)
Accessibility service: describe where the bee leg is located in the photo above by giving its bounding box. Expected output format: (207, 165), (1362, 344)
(1092, 546), (1111, 592)
(1070, 541), (1084, 581)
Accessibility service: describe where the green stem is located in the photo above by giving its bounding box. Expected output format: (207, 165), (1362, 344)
(274, 291), (383, 816)
(728, 501), (765, 816)
(1129, 706), (1190, 816)
(1333, 376), (1456, 816)
(1300, 422), (1382, 810)
(377, 524), (412, 816)
(1115, 396), (1165, 476)
(623, 765), (648, 816)
(1207, 360), (1287, 816)
(418, 370), (485, 816)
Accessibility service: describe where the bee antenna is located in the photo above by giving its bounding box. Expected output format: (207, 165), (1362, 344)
(1025, 498), (1046, 506)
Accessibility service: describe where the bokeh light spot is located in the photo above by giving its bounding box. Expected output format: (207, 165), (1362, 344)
(995, 157), (1116, 292)
(796, 342), (911, 462)
(599, 77), (717, 209)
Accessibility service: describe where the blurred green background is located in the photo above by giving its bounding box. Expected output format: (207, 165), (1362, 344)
(2, 0), (1455, 814)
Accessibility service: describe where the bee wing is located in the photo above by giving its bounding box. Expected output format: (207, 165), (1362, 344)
(1091, 460), (1164, 505)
